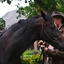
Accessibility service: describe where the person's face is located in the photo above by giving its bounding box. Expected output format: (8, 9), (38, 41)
(53, 17), (59, 27)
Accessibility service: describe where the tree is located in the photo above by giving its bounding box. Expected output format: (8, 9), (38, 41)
(16, 0), (64, 18)
(0, 18), (5, 28)
(0, 0), (11, 4)
(1, 0), (64, 18)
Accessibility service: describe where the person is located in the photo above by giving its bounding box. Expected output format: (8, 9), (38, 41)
(52, 11), (64, 36)
(38, 11), (64, 64)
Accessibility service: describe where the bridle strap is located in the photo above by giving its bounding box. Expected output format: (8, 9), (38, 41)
(44, 29), (63, 42)
(40, 18), (63, 42)
(53, 35), (63, 42)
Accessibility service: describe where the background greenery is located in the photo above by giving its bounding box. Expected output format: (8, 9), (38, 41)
(0, 18), (5, 28)
(21, 49), (43, 64)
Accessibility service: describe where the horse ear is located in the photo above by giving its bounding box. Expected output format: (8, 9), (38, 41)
(41, 10), (46, 18)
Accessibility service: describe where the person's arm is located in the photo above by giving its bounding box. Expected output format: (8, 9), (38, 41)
(46, 48), (64, 59)
(48, 28), (64, 59)
(38, 41), (64, 59)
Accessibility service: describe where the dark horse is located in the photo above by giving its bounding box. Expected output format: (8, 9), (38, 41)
(0, 11), (64, 64)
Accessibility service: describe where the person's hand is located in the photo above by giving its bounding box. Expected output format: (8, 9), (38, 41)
(38, 41), (46, 46)
(40, 45), (48, 52)
(38, 41), (48, 52)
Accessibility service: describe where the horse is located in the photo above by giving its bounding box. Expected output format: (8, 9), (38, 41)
(0, 11), (64, 64)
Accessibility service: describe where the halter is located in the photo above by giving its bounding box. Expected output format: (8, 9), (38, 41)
(40, 18), (63, 42)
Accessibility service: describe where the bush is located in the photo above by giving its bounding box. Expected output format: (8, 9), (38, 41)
(21, 58), (30, 64)
(29, 54), (43, 64)
(21, 49), (43, 64)
(21, 54), (43, 64)
(22, 49), (41, 58)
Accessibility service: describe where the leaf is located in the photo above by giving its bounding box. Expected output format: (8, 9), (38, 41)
(25, 0), (27, 3)
(0, 18), (5, 28)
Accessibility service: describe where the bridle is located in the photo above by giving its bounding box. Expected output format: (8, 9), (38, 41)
(40, 18), (63, 42)
(39, 17), (63, 64)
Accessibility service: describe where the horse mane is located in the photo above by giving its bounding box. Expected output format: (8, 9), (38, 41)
(1, 15), (42, 37)
(8, 15), (42, 28)
(9, 14), (53, 30)
(18, 15), (42, 23)
(17, 15), (42, 33)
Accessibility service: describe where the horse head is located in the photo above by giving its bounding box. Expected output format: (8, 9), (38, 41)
(36, 11), (64, 51)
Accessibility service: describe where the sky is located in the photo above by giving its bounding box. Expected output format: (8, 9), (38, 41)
(0, 0), (29, 18)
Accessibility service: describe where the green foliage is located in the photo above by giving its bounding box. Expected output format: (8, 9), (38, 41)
(0, 18), (5, 28)
(21, 49), (43, 64)
(2, 0), (64, 18)
(7, 0), (11, 4)
(21, 58), (30, 64)
(16, 0), (42, 18)
(25, 0), (27, 3)
(16, 0), (64, 18)
(16, 0), (55, 18)
(29, 54), (43, 64)
(41, 0), (54, 10)
(22, 49), (33, 58)
(56, 0), (64, 13)
(16, 3), (25, 19)
(0, 0), (12, 4)
(22, 49), (41, 58)
(21, 54), (43, 64)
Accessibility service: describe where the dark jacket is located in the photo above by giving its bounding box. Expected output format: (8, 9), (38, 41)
(46, 25), (64, 64)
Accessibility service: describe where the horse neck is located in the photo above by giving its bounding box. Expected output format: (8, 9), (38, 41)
(0, 19), (42, 64)
(29, 18), (42, 41)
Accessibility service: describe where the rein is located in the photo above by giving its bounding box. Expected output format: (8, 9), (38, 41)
(40, 18), (63, 42)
